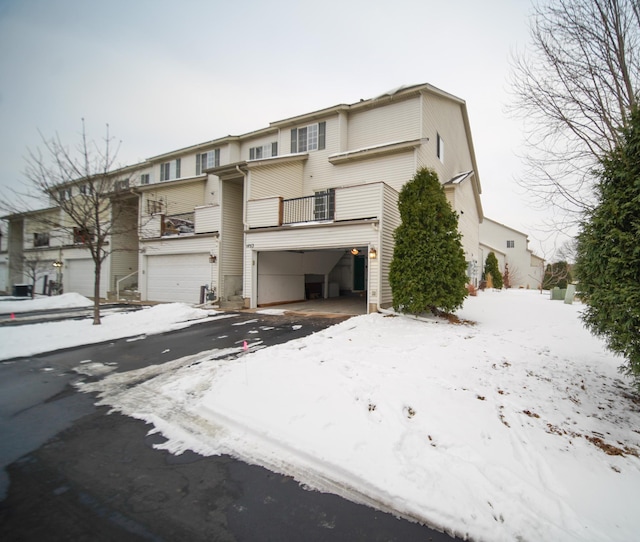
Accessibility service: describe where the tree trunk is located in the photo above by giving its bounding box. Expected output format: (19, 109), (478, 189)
(93, 259), (101, 325)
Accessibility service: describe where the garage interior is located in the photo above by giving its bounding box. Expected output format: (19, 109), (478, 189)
(256, 247), (370, 315)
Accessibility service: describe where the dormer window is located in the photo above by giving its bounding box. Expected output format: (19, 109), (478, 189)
(290, 122), (326, 153)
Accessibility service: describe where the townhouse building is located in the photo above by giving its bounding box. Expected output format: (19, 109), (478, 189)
(6, 83), (486, 312)
(479, 217), (545, 289)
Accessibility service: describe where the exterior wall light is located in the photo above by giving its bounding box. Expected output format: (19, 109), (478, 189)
(369, 248), (377, 259)
(209, 255), (217, 263)
(351, 248), (359, 255)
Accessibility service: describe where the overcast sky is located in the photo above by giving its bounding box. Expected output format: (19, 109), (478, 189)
(0, 0), (565, 256)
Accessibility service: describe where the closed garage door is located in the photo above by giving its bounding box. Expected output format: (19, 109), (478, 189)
(66, 259), (107, 298)
(146, 253), (212, 303)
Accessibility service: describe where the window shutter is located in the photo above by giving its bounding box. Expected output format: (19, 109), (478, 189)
(249, 148), (255, 160)
(176, 158), (181, 178)
(214, 148), (220, 167)
(290, 128), (297, 153)
(318, 121), (326, 150)
(272, 141), (278, 156)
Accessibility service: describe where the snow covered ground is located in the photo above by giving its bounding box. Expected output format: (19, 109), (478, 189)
(2, 290), (639, 541)
(0, 294), (226, 360)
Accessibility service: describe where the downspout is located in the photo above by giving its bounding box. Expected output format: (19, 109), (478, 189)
(236, 165), (250, 308)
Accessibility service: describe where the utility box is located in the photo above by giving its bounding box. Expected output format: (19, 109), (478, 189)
(12, 284), (32, 297)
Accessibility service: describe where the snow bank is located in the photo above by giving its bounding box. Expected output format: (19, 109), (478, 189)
(0, 303), (226, 360)
(0, 292), (92, 313)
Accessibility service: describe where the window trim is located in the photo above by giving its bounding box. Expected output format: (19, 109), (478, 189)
(437, 133), (444, 163)
(196, 149), (220, 175)
(291, 122), (326, 153)
(160, 158), (181, 181)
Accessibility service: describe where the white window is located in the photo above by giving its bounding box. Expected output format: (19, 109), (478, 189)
(291, 122), (326, 153)
(314, 189), (335, 221)
(79, 183), (89, 195)
(196, 149), (220, 175)
(160, 159), (181, 181)
(507, 240), (515, 248)
(249, 142), (278, 160)
(437, 133), (444, 163)
(140, 173), (150, 185)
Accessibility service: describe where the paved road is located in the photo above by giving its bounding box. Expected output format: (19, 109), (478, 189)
(0, 311), (461, 541)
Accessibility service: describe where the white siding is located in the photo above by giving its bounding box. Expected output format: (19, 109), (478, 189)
(248, 160), (305, 200)
(247, 198), (281, 228)
(220, 181), (244, 300)
(141, 180), (206, 217)
(328, 152), (416, 193)
(419, 92), (474, 184)
(380, 184), (400, 307)
(347, 97), (421, 150)
(195, 205), (220, 234)
(334, 184), (382, 222)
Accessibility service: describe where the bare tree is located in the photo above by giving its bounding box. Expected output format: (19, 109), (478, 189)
(510, 0), (640, 219)
(1, 121), (139, 324)
(13, 253), (50, 298)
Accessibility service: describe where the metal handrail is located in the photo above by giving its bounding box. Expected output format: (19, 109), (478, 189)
(116, 270), (138, 300)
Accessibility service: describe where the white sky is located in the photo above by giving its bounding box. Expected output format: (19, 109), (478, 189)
(0, 0), (564, 255)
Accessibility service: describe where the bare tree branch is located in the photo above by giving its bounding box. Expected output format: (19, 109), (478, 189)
(509, 0), (640, 222)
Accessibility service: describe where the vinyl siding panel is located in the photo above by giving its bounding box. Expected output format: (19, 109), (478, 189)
(419, 93), (474, 183)
(380, 184), (400, 307)
(141, 180), (206, 217)
(194, 205), (220, 233)
(249, 161), (305, 200)
(247, 198), (282, 228)
(220, 181), (244, 299)
(347, 97), (421, 151)
(334, 184), (382, 221)
(329, 152), (416, 193)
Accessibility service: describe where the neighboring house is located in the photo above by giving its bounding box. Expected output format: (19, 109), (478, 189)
(5, 83), (485, 312)
(479, 218), (544, 289)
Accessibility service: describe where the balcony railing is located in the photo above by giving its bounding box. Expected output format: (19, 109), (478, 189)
(282, 190), (334, 225)
(247, 183), (387, 229)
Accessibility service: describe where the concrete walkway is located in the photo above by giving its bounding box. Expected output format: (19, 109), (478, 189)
(256, 295), (368, 316)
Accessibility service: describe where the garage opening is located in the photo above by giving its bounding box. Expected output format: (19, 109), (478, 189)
(257, 247), (369, 314)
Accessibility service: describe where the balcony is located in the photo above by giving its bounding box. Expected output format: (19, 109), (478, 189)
(140, 205), (220, 239)
(247, 183), (386, 229)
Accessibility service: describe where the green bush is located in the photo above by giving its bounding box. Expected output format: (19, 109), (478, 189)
(390, 168), (468, 315)
(576, 107), (640, 387)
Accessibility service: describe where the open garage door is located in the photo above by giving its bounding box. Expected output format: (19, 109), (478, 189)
(146, 253), (212, 303)
(66, 259), (107, 298)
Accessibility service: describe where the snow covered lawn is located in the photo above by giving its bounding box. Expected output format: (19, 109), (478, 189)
(74, 291), (639, 540)
(0, 294), (226, 360)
